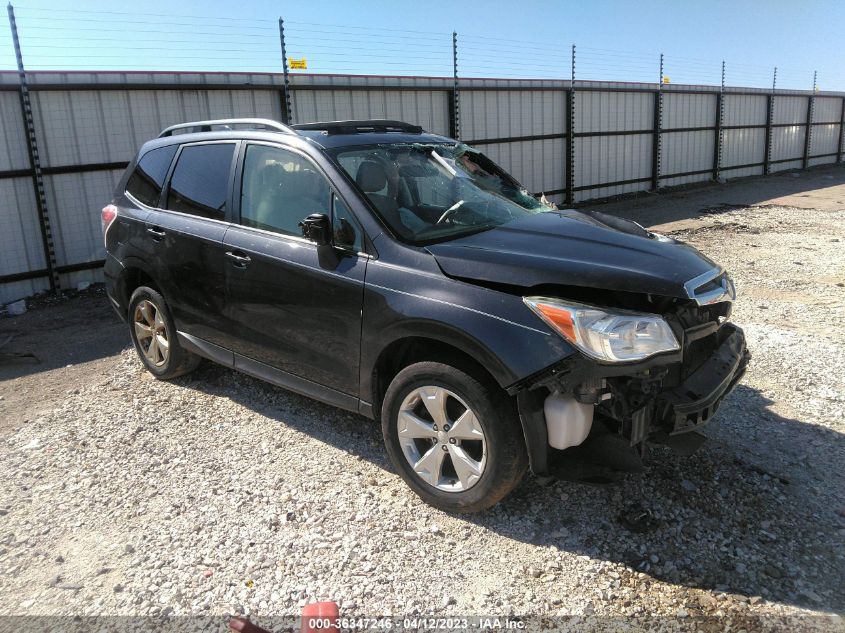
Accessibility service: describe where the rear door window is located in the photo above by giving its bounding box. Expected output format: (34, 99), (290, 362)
(166, 143), (236, 220)
(125, 144), (178, 207)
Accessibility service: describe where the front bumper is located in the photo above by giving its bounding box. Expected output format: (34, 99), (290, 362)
(655, 323), (749, 434)
(516, 321), (749, 474)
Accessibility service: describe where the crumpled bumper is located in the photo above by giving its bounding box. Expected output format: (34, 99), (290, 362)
(656, 323), (750, 434)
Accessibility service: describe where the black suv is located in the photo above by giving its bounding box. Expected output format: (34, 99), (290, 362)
(103, 118), (749, 513)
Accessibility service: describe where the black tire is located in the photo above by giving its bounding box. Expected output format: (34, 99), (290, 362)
(128, 286), (200, 380)
(381, 361), (528, 513)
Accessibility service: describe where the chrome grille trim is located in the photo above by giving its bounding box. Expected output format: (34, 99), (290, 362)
(684, 267), (736, 306)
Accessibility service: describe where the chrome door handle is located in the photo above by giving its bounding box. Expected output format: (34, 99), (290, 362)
(225, 251), (252, 267)
(146, 226), (166, 240)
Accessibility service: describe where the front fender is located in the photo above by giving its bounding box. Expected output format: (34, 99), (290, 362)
(360, 260), (575, 404)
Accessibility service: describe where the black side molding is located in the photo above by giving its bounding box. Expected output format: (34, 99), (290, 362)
(177, 331), (234, 368)
(234, 353), (361, 415)
(178, 331), (367, 417)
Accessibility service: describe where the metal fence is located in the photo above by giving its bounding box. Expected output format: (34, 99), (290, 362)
(2, 10), (845, 304)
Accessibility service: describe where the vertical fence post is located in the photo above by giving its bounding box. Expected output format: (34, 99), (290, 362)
(565, 44), (575, 207)
(713, 60), (725, 182)
(651, 53), (663, 191)
(837, 93), (845, 164)
(278, 18), (292, 125)
(803, 71), (816, 169)
(452, 31), (460, 141)
(7, 3), (59, 293)
(446, 32), (456, 138)
(764, 66), (776, 175)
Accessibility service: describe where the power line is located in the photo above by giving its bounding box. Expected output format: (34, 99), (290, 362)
(11, 5), (276, 22)
(3, 7), (837, 89)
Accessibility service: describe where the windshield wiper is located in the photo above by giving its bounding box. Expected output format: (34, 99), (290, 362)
(424, 222), (500, 244)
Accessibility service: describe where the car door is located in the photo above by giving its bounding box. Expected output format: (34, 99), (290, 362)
(122, 143), (178, 265)
(144, 140), (238, 351)
(222, 141), (367, 399)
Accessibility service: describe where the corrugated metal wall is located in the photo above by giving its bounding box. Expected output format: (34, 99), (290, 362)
(660, 93), (717, 188)
(770, 96), (808, 172)
(460, 89), (566, 200)
(1, 71), (843, 304)
(809, 97), (842, 167)
(574, 91), (653, 202)
(0, 88), (46, 301)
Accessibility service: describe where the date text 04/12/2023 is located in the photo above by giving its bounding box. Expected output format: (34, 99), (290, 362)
(305, 617), (527, 630)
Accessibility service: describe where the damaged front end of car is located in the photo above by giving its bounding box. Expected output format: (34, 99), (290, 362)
(509, 266), (750, 476)
(424, 204), (751, 476)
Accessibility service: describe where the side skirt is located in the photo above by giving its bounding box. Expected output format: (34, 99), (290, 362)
(177, 331), (234, 368)
(176, 330), (366, 417)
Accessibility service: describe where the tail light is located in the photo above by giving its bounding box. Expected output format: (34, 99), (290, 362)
(101, 204), (118, 247)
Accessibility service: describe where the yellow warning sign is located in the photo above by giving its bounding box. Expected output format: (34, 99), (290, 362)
(662, 76), (671, 84)
(289, 58), (307, 70)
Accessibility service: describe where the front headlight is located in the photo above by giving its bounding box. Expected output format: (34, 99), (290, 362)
(524, 296), (680, 363)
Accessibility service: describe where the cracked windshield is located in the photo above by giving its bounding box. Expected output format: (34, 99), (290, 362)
(331, 143), (555, 243)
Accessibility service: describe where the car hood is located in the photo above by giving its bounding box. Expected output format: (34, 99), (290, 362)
(425, 210), (719, 298)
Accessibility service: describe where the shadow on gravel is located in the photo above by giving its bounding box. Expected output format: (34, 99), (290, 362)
(179, 364), (845, 615)
(0, 288), (125, 379)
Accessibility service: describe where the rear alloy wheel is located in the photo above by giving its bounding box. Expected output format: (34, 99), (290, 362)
(382, 361), (527, 513)
(128, 286), (200, 380)
(133, 299), (170, 368)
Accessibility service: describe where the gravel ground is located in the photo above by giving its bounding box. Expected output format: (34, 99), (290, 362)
(0, 203), (844, 628)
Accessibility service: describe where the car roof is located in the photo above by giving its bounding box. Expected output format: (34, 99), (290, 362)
(137, 119), (455, 156)
(294, 129), (454, 149)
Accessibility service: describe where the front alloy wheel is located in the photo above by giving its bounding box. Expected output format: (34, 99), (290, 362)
(397, 386), (487, 492)
(382, 361), (528, 513)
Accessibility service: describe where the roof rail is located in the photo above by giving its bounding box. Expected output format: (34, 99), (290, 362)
(158, 118), (295, 138)
(292, 119), (424, 135)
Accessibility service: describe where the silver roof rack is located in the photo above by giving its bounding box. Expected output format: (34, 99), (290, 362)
(158, 118), (296, 138)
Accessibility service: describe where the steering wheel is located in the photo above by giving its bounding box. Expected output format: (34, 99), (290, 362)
(436, 200), (464, 224)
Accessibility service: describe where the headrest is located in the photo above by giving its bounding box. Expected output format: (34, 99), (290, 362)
(255, 160), (285, 185)
(282, 169), (326, 199)
(356, 161), (388, 193)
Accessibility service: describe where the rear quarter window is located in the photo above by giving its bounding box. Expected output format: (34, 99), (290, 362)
(125, 144), (178, 207)
(166, 143), (236, 220)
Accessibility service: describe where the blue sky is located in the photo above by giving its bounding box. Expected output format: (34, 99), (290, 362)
(2, 0), (843, 90)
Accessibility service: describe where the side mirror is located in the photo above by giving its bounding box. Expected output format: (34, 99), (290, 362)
(299, 212), (340, 270)
(299, 213), (331, 246)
